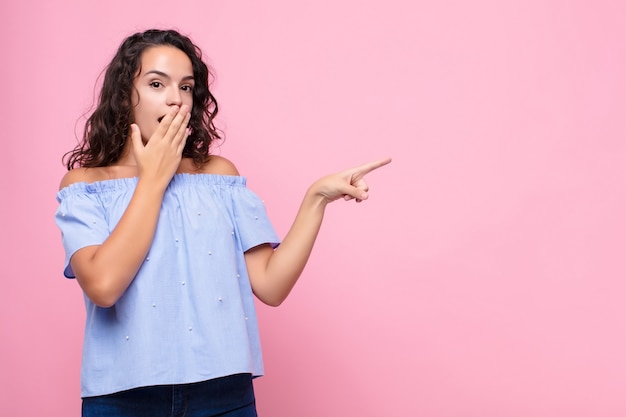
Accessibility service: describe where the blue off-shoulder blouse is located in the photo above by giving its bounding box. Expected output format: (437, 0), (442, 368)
(55, 174), (280, 398)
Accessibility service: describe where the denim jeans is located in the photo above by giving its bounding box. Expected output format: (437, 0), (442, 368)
(82, 373), (257, 417)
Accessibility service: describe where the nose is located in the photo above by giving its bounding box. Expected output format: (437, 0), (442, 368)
(167, 87), (183, 106)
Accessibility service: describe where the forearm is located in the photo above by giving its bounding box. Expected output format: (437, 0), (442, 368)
(72, 179), (166, 307)
(249, 188), (327, 306)
(247, 157), (391, 306)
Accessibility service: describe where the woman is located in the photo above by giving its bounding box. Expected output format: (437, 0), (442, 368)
(56, 28), (390, 416)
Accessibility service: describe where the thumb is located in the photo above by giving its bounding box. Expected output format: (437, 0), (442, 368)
(130, 124), (143, 156)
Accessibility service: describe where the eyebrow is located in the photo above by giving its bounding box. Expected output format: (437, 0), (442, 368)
(143, 70), (195, 82)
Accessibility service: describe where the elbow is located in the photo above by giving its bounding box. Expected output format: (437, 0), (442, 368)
(252, 279), (297, 307)
(254, 291), (287, 307)
(77, 276), (124, 308)
(262, 298), (284, 308)
(70, 250), (134, 308)
(88, 295), (118, 309)
(83, 287), (121, 308)
(256, 291), (288, 308)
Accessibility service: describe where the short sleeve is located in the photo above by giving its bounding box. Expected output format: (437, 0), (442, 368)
(55, 185), (110, 278)
(231, 187), (281, 252)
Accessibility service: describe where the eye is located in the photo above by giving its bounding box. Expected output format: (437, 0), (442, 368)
(149, 81), (163, 88)
(181, 85), (194, 92)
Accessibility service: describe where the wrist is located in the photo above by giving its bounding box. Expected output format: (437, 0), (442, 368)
(304, 183), (330, 209)
(135, 176), (169, 199)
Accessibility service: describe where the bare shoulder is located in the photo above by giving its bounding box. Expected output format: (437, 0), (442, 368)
(59, 167), (108, 190)
(201, 155), (240, 176)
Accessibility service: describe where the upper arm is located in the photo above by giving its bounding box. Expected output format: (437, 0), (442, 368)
(57, 168), (108, 279)
(243, 244), (276, 303)
(70, 245), (100, 284)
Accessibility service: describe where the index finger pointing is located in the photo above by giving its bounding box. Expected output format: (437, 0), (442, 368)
(352, 157), (392, 177)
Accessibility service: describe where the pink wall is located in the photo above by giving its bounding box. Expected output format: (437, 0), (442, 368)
(2, 1), (626, 415)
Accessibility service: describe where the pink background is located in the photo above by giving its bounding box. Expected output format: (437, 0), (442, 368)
(2, 1), (626, 415)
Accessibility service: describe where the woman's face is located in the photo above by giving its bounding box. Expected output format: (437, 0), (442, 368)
(131, 45), (194, 142)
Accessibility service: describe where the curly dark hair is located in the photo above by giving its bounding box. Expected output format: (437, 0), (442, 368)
(64, 29), (221, 170)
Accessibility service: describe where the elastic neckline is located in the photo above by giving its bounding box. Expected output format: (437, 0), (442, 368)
(57, 173), (248, 197)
